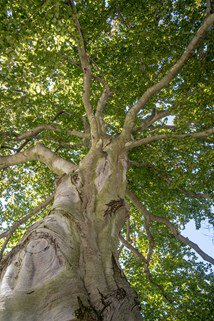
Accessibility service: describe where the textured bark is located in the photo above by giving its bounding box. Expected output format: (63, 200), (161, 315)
(0, 140), (142, 321)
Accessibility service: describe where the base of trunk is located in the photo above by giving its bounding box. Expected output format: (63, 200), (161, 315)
(0, 211), (142, 321)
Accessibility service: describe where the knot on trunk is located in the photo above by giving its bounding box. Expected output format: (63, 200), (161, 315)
(75, 296), (102, 321)
(104, 198), (125, 218)
(99, 287), (127, 304)
(115, 287), (126, 300)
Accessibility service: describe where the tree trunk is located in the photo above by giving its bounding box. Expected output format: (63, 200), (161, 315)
(0, 141), (142, 321)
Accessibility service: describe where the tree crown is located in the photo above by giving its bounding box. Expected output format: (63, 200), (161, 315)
(0, 1), (213, 320)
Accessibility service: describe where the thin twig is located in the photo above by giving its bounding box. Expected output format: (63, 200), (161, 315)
(133, 110), (170, 133)
(129, 160), (213, 200)
(119, 235), (173, 304)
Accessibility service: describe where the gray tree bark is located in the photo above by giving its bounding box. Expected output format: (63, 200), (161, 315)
(0, 140), (142, 321)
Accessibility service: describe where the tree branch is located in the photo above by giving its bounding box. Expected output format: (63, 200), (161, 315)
(148, 124), (176, 134)
(0, 194), (54, 261)
(0, 143), (76, 175)
(16, 139), (31, 153)
(92, 59), (112, 133)
(133, 110), (171, 133)
(144, 218), (155, 262)
(129, 160), (213, 200)
(95, 88), (112, 134)
(206, 0), (213, 15)
(62, 53), (112, 136)
(119, 234), (173, 304)
(69, 0), (99, 141)
(122, 14), (214, 137)
(119, 234), (148, 264)
(126, 189), (214, 265)
(126, 128), (214, 149)
(51, 110), (66, 122)
(126, 216), (131, 243)
(14, 124), (89, 141)
(62, 53), (110, 90)
(0, 145), (18, 152)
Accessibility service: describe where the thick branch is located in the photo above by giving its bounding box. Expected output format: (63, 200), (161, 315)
(122, 14), (214, 136)
(0, 194), (54, 260)
(126, 189), (214, 265)
(69, 0), (99, 141)
(126, 128), (214, 149)
(0, 143), (76, 175)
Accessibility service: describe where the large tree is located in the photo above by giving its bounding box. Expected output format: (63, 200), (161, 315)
(0, 1), (213, 320)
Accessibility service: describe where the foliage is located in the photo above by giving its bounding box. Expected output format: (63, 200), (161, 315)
(0, 0), (213, 320)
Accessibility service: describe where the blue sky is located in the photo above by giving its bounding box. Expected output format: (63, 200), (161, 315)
(183, 218), (214, 261)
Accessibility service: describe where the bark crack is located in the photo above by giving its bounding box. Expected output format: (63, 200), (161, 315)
(104, 198), (125, 218)
(75, 296), (102, 321)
